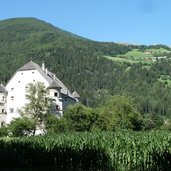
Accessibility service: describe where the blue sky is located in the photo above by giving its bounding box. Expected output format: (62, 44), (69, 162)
(1, 0), (171, 45)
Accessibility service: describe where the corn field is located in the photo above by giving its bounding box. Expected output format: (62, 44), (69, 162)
(0, 131), (171, 171)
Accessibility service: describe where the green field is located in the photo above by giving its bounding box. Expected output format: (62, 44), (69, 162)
(104, 56), (139, 64)
(118, 48), (170, 59)
(105, 48), (170, 64)
(104, 55), (153, 66)
(118, 48), (153, 59)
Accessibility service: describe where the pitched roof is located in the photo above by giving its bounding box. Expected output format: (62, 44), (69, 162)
(17, 61), (77, 99)
(18, 61), (38, 71)
(48, 80), (61, 89)
(72, 91), (80, 98)
(0, 84), (7, 93)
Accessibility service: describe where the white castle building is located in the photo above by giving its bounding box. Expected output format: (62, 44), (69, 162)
(0, 61), (80, 127)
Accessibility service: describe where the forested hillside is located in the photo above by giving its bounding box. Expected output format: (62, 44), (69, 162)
(1, 17), (171, 117)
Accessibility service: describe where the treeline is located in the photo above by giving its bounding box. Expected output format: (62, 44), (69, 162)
(130, 44), (171, 51)
(32, 46), (171, 117)
(45, 95), (164, 134)
(1, 18), (171, 118)
(0, 95), (164, 137)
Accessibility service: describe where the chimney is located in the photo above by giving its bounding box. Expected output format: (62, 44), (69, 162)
(53, 73), (56, 80)
(45, 68), (48, 74)
(42, 61), (45, 71)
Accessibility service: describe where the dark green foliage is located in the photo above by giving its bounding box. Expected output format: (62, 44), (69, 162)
(46, 95), (161, 133)
(1, 18), (171, 118)
(142, 113), (164, 130)
(45, 95), (164, 134)
(0, 127), (8, 137)
(0, 133), (112, 171)
(8, 117), (36, 136)
(45, 114), (68, 134)
(0, 131), (171, 170)
(63, 103), (98, 132)
(45, 104), (98, 133)
(93, 95), (143, 131)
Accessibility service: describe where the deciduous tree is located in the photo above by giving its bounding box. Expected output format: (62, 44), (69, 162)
(19, 82), (51, 134)
(8, 117), (36, 136)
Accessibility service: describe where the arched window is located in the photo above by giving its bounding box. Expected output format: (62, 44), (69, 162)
(1, 121), (5, 127)
(54, 92), (58, 97)
(56, 105), (60, 111)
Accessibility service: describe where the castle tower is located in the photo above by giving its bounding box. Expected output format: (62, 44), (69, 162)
(0, 84), (7, 127)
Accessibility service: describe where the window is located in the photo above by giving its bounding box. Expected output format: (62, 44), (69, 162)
(54, 92), (58, 97)
(2, 109), (4, 113)
(11, 88), (14, 91)
(1, 121), (4, 127)
(21, 73), (23, 75)
(10, 108), (14, 113)
(56, 105), (60, 111)
(2, 96), (4, 101)
(11, 96), (14, 100)
(64, 97), (67, 101)
(32, 72), (34, 74)
(18, 81), (20, 83)
(33, 79), (35, 82)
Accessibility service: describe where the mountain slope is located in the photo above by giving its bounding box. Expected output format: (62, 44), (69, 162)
(0, 17), (131, 77)
(1, 18), (171, 117)
(0, 17), (131, 82)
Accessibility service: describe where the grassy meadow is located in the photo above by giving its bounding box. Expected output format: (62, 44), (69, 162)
(104, 48), (171, 65)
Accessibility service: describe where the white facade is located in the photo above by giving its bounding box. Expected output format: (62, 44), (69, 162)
(0, 86), (7, 127)
(0, 61), (79, 126)
(6, 69), (50, 124)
